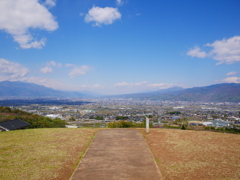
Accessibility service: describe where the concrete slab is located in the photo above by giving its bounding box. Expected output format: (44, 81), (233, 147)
(71, 129), (163, 180)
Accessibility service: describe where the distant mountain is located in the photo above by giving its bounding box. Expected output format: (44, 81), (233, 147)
(114, 86), (184, 98)
(0, 81), (86, 98)
(114, 84), (240, 102)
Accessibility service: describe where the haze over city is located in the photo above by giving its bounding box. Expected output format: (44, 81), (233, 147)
(0, 0), (240, 95)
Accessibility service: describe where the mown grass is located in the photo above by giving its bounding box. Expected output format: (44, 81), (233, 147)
(0, 128), (98, 180)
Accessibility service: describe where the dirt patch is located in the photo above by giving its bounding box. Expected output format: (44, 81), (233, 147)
(141, 129), (240, 180)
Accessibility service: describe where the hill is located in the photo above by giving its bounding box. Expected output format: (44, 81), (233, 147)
(0, 81), (86, 98)
(115, 84), (240, 102)
(113, 87), (184, 99)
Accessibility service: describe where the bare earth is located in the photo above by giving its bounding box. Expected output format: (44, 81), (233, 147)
(71, 129), (163, 180)
(141, 129), (240, 180)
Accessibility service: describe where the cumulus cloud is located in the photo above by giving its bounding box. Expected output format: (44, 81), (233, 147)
(68, 65), (90, 78)
(226, 71), (237, 76)
(40, 67), (53, 74)
(186, 46), (207, 58)
(220, 77), (240, 83)
(84, 6), (121, 26)
(0, 0), (58, 49)
(0, 58), (29, 81)
(186, 36), (240, 64)
(207, 36), (240, 64)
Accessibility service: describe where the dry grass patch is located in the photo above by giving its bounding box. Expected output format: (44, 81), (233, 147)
(141, 129), (240, 180)
(0, 128), (98, 180)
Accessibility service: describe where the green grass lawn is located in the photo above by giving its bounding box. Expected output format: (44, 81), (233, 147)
(0, 128), (98, 180)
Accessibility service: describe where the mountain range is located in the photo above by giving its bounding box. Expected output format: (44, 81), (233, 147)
(0, 81), (86, 98)
(116, 83), (240, 102)
(0, 81), (240, 102)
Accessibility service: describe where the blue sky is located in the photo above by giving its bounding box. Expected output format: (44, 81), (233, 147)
(0, 0), (240, 95)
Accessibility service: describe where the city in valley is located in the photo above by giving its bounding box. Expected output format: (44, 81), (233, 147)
(3, 98), (239, 130)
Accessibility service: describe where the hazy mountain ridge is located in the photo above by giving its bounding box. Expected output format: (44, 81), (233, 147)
(0, 81), (86, 98)
(1, 81), (240, 102)
(114, 87), (184, 98)
(123, 83), (240, 102)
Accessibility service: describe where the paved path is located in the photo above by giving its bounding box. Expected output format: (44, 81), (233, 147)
(71, 129), (163, 180)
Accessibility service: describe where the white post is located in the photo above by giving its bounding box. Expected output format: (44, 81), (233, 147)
(146, 116), (149, 133)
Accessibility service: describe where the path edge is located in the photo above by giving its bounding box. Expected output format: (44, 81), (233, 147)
(138, 129), (164, 180)
(69, 129), (100, 180)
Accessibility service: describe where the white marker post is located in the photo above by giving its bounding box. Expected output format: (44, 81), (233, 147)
(146, 116), (149, 133)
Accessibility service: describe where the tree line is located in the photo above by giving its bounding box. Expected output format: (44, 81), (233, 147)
(0, 106), (66, 128)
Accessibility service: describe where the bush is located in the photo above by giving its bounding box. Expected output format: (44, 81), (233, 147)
(108, 120), (152, 128)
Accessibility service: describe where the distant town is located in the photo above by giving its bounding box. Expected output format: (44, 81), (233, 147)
(2, 98), (239, 130)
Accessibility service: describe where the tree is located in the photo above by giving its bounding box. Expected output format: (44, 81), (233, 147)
(69, 117), (76, 121)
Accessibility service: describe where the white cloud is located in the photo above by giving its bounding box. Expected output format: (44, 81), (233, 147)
(40, 67), (53, 74)
(19, 76), (65, 90)
(148, 83), (179, 89)
(186, 36), (240, 64)
(186, 46), (208, 58)
(226, 71), (237, 76)
(0, 58), (29, 80)
(112, 81), (182, 94)
(84, 6), (121, 26)
(46, 61), (62, 67)
(114, 81), (148, 87)
(65, 64), (74, 67)
(79, 13), (85, 17)
(220, 77), (240, 83)
(207, 36), (240, 64)
(114, 81), (180, 89)
(116, 0), (123, 6)
(0, 0), (58, 49)
(80, 84), (102, 89)
(68, 65), (90, 78)
(44, 0), (56, 8)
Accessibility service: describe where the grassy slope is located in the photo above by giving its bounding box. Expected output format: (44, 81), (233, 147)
(142, 129), (240, 180)
(0, 128), (98, 180)
(1, 128), (240, 180)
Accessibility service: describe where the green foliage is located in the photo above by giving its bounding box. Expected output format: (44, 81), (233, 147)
(69, 117), (76, 121)
(163, 124), (182, 129)
(148, 115), (153, 118)
(173, 118), (188, 125)
(181, 124), (186, 130)
(116, 116), (128, 120)
(95, 115), (104, 120)
(169, 111), (181, 115)
(204, 126), (240, 134)
(0, 106), (66, 128)
(108, 120), (152, 128)
(212, 115), (219, 119)
(204, 126), (215, 130)
(0, 106), (12, 113)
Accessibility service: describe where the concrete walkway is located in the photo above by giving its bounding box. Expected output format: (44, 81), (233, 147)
(71, 129), (162, 180)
